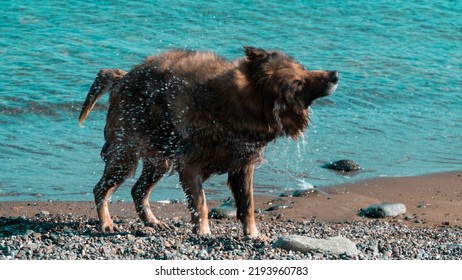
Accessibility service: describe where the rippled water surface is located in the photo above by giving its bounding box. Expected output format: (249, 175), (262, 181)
(1, 0), (461, 201)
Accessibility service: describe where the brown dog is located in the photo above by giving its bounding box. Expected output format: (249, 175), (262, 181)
(79, 46), (338, 237)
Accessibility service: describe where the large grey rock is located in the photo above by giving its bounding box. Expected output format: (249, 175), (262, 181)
(360, 203), (406, 218)
(273, 235), (358, 256)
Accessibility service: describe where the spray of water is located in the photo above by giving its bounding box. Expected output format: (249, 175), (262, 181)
(295, 178), (328, 195)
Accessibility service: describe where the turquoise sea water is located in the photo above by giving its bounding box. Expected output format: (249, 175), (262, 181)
(1, 0), (461, 202)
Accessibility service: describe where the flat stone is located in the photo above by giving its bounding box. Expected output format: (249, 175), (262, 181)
(40, 211), (50, 216)
(359, 203), (407, 218)
(208, 206), (236, 219)
(292, 189), (316, 197)
(254, 208), (266, 214)
(274, 235), (358, 256)
(439, 244), (462, 249)
(266, 204), (294, 211)
(266, 198), (290, 205)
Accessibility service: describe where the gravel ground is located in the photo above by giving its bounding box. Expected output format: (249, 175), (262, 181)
(1, 214), (461, 260)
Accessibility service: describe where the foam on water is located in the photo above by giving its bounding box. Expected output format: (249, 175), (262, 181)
(1, 0), (461, 202)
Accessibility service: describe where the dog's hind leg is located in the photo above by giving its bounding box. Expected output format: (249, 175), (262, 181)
(179, 165), (211, 235)
(93, 145), (138, 233)
(228, 163), (259, 237)
(131, 157), (171, 230)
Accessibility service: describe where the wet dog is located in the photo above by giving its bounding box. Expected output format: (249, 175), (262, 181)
(79, 46), (338, 236)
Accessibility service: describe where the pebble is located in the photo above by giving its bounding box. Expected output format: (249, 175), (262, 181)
(208, 198), (237, 219)
(359, 203), (407, 218)
(266, 198), (290, 205)
(208, 206), (237, 219)
(292, 189), (316, 197)
(266, 204), (294, 211)
(1, 214), (461, 260)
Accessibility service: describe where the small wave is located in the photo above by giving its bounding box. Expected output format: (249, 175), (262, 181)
(0, 143), (52, 156)
(0, 192), (19, 197)
(0, 100), (108, 118)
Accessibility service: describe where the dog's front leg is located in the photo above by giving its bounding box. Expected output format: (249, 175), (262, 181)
(228, 164), (259, 237)
(179, 165), (211, 235)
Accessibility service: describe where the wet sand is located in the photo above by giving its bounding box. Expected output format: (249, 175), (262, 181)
(2, 170), (461, 226)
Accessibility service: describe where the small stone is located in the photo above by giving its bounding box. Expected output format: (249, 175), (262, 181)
(266, 204), (294, 211)
(254, 208), (266, 214)
(267, 198), (290, 205)
(312, 253), (324, 259)
(40, 210), (51, 216)
(208, 206), (236, 219)
(24, 243), (39, 251)
(15, 250), (26, 259)
(440, 243), (462, 249)
(292, 189), (316, 197)
(197, 249), (208, 258)
(279, 192), (292, 197)
(359, 203), (406, 218)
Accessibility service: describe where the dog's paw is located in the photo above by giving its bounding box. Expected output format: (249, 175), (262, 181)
(145, 221), (174, 231)
(192, 224), (211, 235)
(99, 223), (121, 234)
(256, 234), (269, 242)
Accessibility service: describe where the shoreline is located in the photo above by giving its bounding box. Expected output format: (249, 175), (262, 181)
(0, 171), (462, 226)
(1, 170), (461, 227)
(1, 170), (461, 260)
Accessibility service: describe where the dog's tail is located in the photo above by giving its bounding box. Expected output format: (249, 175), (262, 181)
(78, 68), (127, 127)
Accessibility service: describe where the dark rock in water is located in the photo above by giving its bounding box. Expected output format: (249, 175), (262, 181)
(322, 160), (361, 172)
(274, 235), (358, 256)
(359, 203), (407, 218)
(266, 204), (294, 211)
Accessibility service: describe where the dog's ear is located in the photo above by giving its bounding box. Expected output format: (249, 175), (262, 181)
(244, 46), (269, 62)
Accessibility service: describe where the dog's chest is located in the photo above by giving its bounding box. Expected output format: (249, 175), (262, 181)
(177, 131), (267, 173)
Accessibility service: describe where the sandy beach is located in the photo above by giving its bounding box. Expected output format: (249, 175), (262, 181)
(1, 171), (461, 260)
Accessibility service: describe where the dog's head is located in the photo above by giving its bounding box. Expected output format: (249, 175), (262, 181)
(244, 46), (338, 138)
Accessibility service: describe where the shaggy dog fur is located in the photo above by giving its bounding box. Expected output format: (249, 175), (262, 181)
(79, 46), (338, 236)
